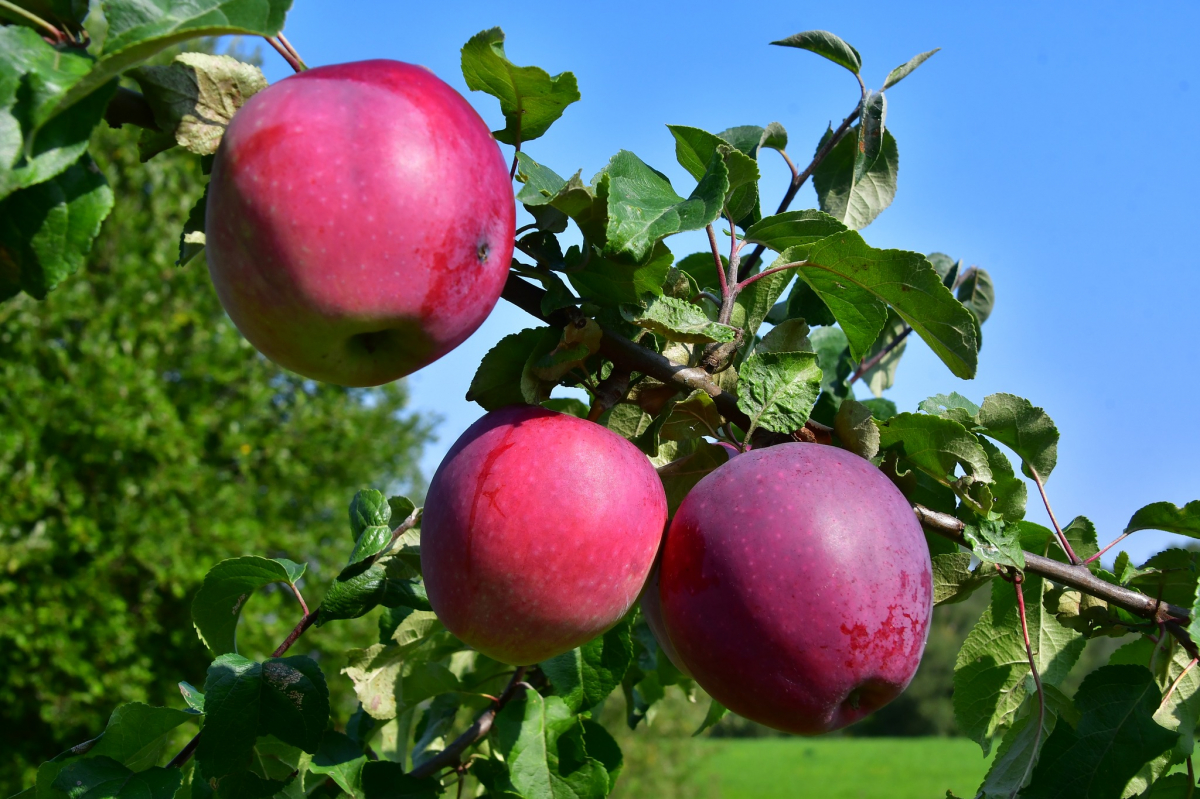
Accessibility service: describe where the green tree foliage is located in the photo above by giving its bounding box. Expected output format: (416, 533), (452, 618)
(0, 125), (431, 788)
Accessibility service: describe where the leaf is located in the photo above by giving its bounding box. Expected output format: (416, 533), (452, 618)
(855, 91), (887, 179)
(360, 761), (444, 799)
(661, 390), (723, 441)
(604, 150), (727, 264)
(568, 241), (675, 307)
(191, 556), (307, 656)
(515, 153), (569, 206)
(0, 154), (113, 301)
(341, 616), (460, 721)
(258, 656), (330, 755)
(1126, 501), (1200, 538)
(957, 267), (995, 325)
(177, 185), (207, 266)
(1023, 666), (1178, 799)
(731, 268), (793, 343)
(919, 391), (981, 426)
(693, 699), (728, 737)
(759, 318), (811, 354)
(857, 309), (909, 398)
(50, 0), (290, 126)
(581, 720), (623, 792)
(542, 398), (588, 418)
(833, 399), (879, 461)
(978, 437), (1029, 523)
(460, 27), (579, 145)
(665, 124), (761, 222)
(54, 759), (181, 799)
(812, 127), (899, 230)
(743, 209), (848, 254)
(954, 577), (1085, 752)
(318, 554), (431, 624)
(411, 694), (459, 769)
(620, 295), (736, 344)
(540, 618), (633, 712)
(878, 413), (992, 496)
(1130, 549), (1200, 608)
(0, 26), (116, 202)
(130, 52), (267, 157)
(736, 351), (823, 435)
(196, 654), (262, 779)
(465, 327), (561, 411)
(179, 682), (205, 713)
(883, 48), (941, 89)
(975, 702), (1057, 799)
(308, 732), (367, 797)
(493, 690), (611, 799)
(962, 518), (1025, 570)
(655, 441), (729, 516)
(977, 393), (1059, 480)
(784, 231), (979, 376)
(770, 30), (862, 74)
(932, 553), (996, 605)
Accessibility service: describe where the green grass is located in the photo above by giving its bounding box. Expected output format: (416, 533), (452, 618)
(691, 737), (994, 799)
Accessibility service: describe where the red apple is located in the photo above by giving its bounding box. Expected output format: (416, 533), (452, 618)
(421, 405), (668, 665)
(657, 443), (931, 734)
(205, 60), (514, 387)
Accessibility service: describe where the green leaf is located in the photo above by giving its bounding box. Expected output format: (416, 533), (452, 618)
(1142, 774), (1194, 798)
(832, 398), (879, 461)
(515, 153), (568, 206)
(883, 48), (941, 89)
(932, 552), (996, 606)
(975, 701), (1056, 799)
(675, 250), (725, 294)
(196, 654), (262, 779)
(542, 397), (589, 418)
(1126, 501), (1200, 538)
(361, 761), (444, 798)
(569, 242), (675, 308)
(540, 617), (633, 712)
(191, 556), (307, 656)
(855, 91), (887, 179)
(604, 150), (727, 263)
(493, 690), (611, 799)
(50, 0), (290, 127)
(341, 614), (460, 721)
(661, 390), (723, 441)
(665, 124), (761, 222)
(878, 413), (992, 498)
(620, 295), (736, 344)
(179, 682), (205, 713)
(411, 694), (459, 769)
(318, 553), (431, 624)
(693, 699), (728, 737)
(581, 720), (623, 792)
(770, 30), (862, 74)
(465, 327), (561, 411)
(130, 53), (267, 157)
(54, 759), (181, 799)
(742, 209), (847, 253)
(736, 351), (822, 435)
(977, 393), (1059, 480)
(954, 577), (1085, 752)
(349, 488), (391, 541)
(177, 185), (206, 266)
(781, 231), (979, 376)
(919, 391), (980, 426)
(0, 0), (89, 33)
(0, 153), (113, 301)
(0, 26), (116, 202)
(308, 732), (367, 797)
(1130, 549), (1199, 608)
(957, 267), (995, 325)
(731, 269), (793, 345)
(460, 27), (580, 145)
(812, 127), (899, 230)
(962, 518), (1025, 570)
(258, 656), (329, 754)
(759, 318), (812, 354)
(655, 441), (729, 517)
(1023, 666), (1178, 799)
(857, 309), (909, 398)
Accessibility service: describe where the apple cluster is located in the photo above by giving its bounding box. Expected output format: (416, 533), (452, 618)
(204, 60), (932, 735)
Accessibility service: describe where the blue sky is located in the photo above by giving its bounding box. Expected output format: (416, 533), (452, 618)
(258, 1), (1199, 566)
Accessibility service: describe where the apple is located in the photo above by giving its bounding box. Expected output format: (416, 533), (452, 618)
(657, 443), (931, 734)
(421, 405), (669, 665)
(205, 60), (515, 387)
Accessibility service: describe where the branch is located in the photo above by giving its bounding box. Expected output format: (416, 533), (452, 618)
(104, 88), (161, 132)
(737, 102), (861, 280)
(409, 667), (529, 779)
(914, 504), (1191, 624)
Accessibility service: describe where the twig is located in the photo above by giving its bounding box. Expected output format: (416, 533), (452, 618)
(409, 667), (528, 779)
(265, 37), (304, 74)
(1086, 532), (1131, 565)
(734, 260), (806, 291)
(288, 583), (310, 617)
(276, 33), (307, 69)
(0, 0), (67, 42)
(737, 102), (862, 280)
(1010, 572), (1045, 797)
(707, 224), (729, 306)
(1028, 466), (1080, 565)
(847, 326), (913, 386)
(166, 734), (200, 769)
(271, 611), (318, 658)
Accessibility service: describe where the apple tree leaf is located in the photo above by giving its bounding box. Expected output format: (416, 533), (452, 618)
(743, 209), (847, 253)
(258, 656), (330, 755)
(832, 398), (879, 461)
(465, 327), (562, 411)
(736, 351), (823, 435)
(540, 617), (634, 713)
(661, 391), (723, 441)
(620, 295), (737, 344)
(693, 699), (728, 737)
(975, 699), (1057, 799)
(770, 30), (861, 74)
(53, 758), (181, 799)
(307, 732), (367, 797)
(360, 761), (444, 798)
(656, 441), (729, 517)
(932, 553), (996, 606)
(877, 412), (993, 495)
(493, 690), (611, 799)
(883, 48), (941, 89)
(666, 124), (760, 223)
(957, 266), (995, 325)
(962, 518), (1025, 570)
(0, 153), (113, 301)
(461, 27), (580, 146)
(177, 185), (207, 266)
(976, 393), (1059, 481)
(812, 126), (898, 230)
(1023, 666), (1178, 799)
(191, 556), (307, 656)
(857, 309), (909, 398)
(1126, 501), (1200, 538)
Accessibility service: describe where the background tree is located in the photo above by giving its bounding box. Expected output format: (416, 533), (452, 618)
(0, 124), (431, 788)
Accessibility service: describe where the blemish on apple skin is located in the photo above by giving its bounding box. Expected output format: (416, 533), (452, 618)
(477, 241), (491, 263)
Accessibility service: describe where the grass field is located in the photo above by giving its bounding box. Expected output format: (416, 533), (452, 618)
(691, 737), (993, 798)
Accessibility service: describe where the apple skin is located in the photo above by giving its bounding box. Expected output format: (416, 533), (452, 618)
(205, 60), (514, 387)
(421, 405), (669, 665)
(657, 443), (931, 734)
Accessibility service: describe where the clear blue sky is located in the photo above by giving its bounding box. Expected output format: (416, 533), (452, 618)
(256, 1), (1199, 566)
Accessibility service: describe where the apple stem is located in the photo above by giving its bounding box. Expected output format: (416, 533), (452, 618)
(737, 100), (863, 281)
(265, 36), (305, 73)
(1008, 571), (1046, 797)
